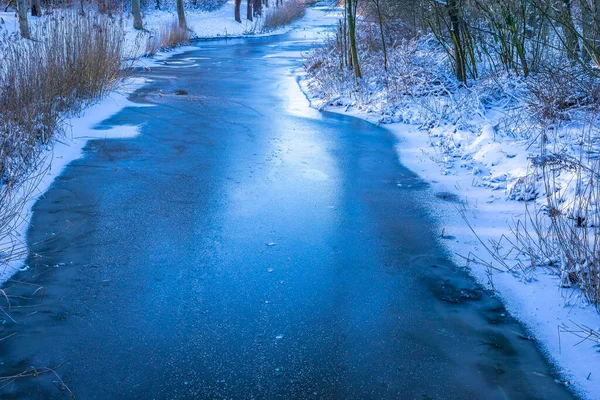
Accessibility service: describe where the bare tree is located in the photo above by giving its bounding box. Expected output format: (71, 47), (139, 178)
(447, 0), (466, 83)
(371, 0), (387, 70)
(346, 0), (361, 79)
(254, 0), (262, 16)
(581, 0), (600, 64)
(16, 0), (29, 38)
(31, 0), (42, 17)
(247, 0), (252, 21)
(132, 0), (143, 30)
(234, 0), (242, 22)
(473, 0), (530, 77)
(177, 0), (187, 30)
(556, 0), (580, 64)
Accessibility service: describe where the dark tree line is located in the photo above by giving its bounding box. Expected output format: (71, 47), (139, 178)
(235, 0), (281, 23)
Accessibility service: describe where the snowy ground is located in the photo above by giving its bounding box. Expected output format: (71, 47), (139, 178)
(298, 83), (600, 399)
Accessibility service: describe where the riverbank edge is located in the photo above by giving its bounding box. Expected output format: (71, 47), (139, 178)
(295, 73), (600, 400)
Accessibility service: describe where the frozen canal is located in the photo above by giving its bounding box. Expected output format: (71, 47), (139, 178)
(0, 6), (577, 399)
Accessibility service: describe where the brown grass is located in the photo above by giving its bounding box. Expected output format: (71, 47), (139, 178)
(145, 20), (191, 56)
(262, 0), (307, 32)
(0, 10), (125, 264)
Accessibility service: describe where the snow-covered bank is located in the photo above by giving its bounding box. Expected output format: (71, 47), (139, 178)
(127, 1), (260, 43)
(391, 119), (600, 400)
(122, 1), (302, 58)
(297, 79), (600, 398)
(0, 90), (145, 284)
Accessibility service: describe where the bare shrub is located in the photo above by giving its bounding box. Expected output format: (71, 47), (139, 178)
(472, 121), (600, 309)
(525, 69), (600, 123)
(145, 19), (191, 56)
(304, 25), (472, 125)
(0, 11), (125, 268)
(262, 0), (306, 32)
(535, 129), (600, 308)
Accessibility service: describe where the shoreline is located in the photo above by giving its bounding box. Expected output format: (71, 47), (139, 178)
(296, 75), (600, 400)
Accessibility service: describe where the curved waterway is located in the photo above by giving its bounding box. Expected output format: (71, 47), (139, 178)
(0, 6), (577, 399)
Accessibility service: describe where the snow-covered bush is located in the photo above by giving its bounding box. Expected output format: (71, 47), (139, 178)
(305, 14), (600, 308)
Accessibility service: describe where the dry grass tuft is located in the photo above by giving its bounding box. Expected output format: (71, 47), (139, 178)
(145, 20), (191, 56)
(262, 0), (307, 32)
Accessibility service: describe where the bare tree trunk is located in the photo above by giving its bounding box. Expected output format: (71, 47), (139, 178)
(343, 7), (350, 69)
(16, 0), (29, 38)
(447, 0), (466, 84)
(177, 0), (187, 30)
(337, 19), (344, 69)
(582, 0), (593, 62)
(374, 0), (387, 71)
(155, 0), (160, 10)
(247, 0), (252, 21)
(557, 0), (580, 64)
(132, 0), (143, 30)
(31, 0), (41, 17)
(581, 0), (600, 64)
(234, 0), (242, 22)
(264, 0), (268, 8)
(254, 0), (261, 16)
(346, 0), (361, 80)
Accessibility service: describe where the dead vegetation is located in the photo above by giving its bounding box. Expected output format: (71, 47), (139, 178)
(262, 0), (306, 32)
(145, 19), (191, 56)
(0, 11), (125, 270)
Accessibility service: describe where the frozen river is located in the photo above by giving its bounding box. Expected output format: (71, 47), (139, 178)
(0, 6), (576, 399)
